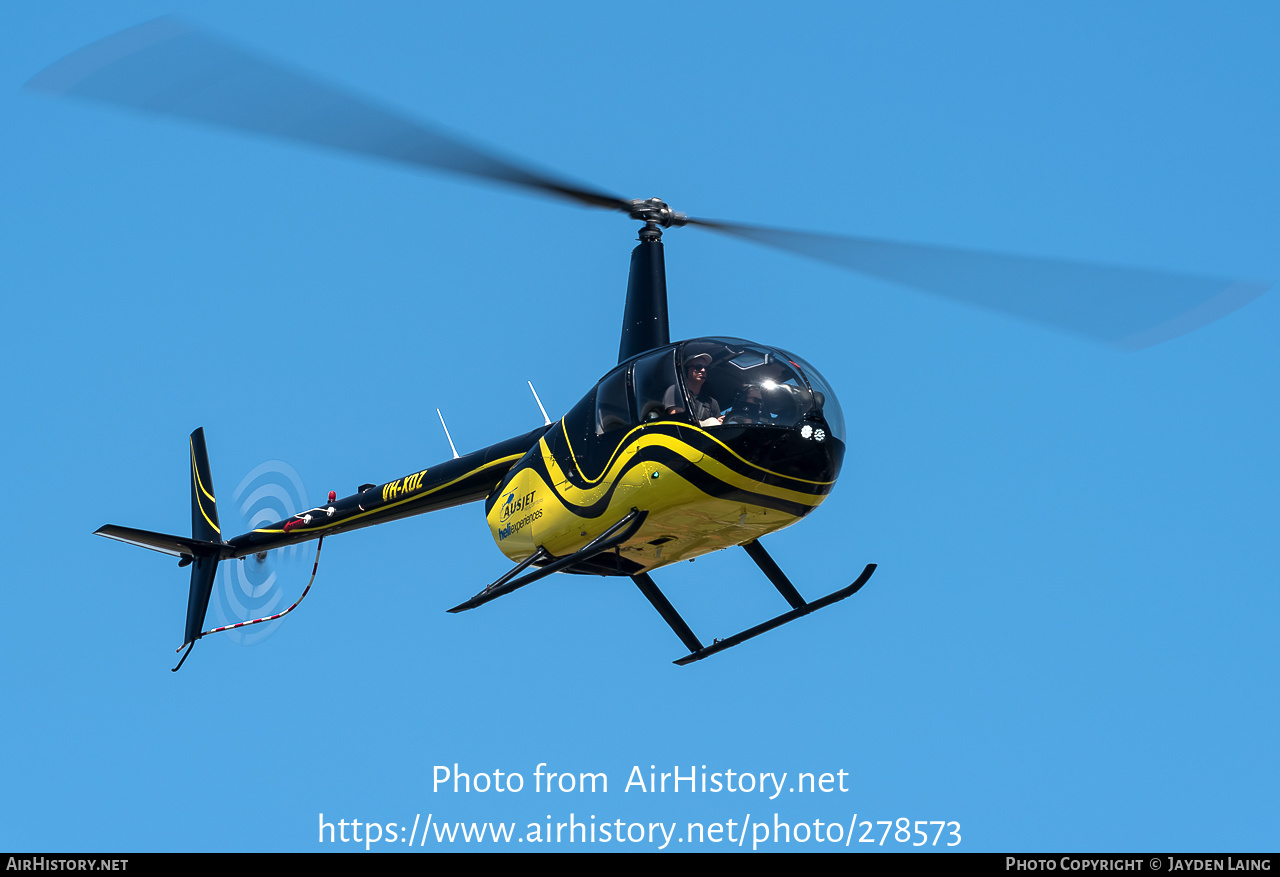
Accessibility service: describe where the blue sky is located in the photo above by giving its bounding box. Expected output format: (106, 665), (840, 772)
(3, 1), (1277, 852)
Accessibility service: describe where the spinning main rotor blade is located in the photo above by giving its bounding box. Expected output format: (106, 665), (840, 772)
(25, 18), (630, 212)
(28, 19), (1268, 349)
(686, 219), (1268, 349)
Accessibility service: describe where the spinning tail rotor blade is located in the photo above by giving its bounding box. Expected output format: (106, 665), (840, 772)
(687, 218), (1268, 349)
(25, 18), (631, 212)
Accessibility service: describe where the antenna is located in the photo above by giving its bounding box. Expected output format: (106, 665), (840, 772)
(528, 381), (551, 426)
(436, 409), (460, 459)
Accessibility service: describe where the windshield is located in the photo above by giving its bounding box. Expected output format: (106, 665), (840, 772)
(556, 337), (845, 479)
(777, 348), (845, 442)
(647, 338), (841, 438)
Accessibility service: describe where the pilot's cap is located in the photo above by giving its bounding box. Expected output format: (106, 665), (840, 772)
(687, 353), (713, 367)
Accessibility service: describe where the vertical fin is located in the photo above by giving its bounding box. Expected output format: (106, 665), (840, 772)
(183, 428), (222, 650)
(189, 428), (220, 543)
(183, 555), (220, 650)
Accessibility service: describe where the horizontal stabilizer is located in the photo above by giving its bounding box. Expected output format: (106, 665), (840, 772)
(95, 524), (226, 560)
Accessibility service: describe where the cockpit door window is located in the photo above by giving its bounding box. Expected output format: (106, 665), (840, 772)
(632, 347), (680, 424)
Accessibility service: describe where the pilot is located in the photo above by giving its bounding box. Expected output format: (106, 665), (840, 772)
(725, 384), (765, 424)
(664, 353), (724, 426)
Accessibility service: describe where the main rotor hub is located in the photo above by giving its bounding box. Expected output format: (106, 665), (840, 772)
(628, 197), (688, 229)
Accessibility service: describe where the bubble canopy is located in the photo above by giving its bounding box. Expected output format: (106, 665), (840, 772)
(564, 337), (845, 451)
(675, 338), (844, 438)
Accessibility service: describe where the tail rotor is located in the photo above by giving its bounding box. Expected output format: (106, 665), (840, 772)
(209, 460), (310, 646)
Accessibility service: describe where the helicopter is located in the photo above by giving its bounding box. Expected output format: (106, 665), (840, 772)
(29, 19), (1268, 670)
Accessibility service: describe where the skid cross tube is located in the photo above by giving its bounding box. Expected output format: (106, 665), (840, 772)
(632, 573), (703, 655)
(742, 539), (807, 609)
(449, 509), (648, 613)
(632, 539), (877, 666)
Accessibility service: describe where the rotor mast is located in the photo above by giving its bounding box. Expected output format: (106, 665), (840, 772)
(617, 198), (687, 364)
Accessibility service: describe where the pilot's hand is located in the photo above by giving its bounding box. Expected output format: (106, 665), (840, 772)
(700, 415), (725, 427)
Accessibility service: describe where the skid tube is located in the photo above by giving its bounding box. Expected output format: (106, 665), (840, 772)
(633, 539), (877, 666)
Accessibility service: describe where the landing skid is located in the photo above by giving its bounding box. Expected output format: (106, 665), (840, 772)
(634, 540), (876, 666)
(449, 509), (647, 613)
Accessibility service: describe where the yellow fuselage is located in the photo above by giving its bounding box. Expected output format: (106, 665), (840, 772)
(486, 421), (839, 574)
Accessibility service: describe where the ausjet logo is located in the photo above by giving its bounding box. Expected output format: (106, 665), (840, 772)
(499, 489), (537, 521)
(498, 508), (542, 540)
